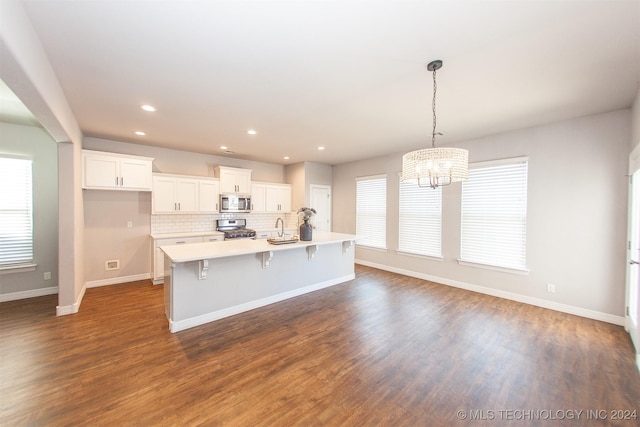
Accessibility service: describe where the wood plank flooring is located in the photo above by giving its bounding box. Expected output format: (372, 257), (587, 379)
(1, 265), (639, 426)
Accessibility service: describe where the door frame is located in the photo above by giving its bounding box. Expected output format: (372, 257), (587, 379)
(626, 143), (640, 373)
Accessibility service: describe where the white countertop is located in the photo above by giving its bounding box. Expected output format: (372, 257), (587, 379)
(160, 231), (357, 263)
(151, 231), (224, 240)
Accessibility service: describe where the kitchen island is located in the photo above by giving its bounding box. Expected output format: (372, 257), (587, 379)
(160, 231), (357, 332)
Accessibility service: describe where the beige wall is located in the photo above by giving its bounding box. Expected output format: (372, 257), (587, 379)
(0, 123), (58, 295)
(285, 162), (306, 211)
(333, 109), (631, 318)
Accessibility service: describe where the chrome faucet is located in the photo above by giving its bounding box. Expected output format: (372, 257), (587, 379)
(275, 217), (284, 238)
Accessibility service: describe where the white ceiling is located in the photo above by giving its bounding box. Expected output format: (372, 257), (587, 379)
(14, 0), (640, 165)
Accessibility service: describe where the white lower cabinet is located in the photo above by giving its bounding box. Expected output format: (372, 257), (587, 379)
(153, 235), (223, 284)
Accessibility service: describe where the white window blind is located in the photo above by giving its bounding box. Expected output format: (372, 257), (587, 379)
(356, 175), (387, 249)
(0, 157), (33, 266)
(398, 180), (442, 257)
(460, 158), (528, 271)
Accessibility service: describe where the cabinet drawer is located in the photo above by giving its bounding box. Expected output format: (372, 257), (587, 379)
(203, 235), (223, 242)
(155, 236), (202, 247)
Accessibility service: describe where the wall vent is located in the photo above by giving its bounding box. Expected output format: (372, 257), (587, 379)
(105, 260), (120, 271)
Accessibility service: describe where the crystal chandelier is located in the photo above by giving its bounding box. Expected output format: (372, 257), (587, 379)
(401, 60), (468, 189)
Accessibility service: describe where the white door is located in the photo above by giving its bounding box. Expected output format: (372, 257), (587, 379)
(627, 165), (640, 366)
(310, 185), (332, 232)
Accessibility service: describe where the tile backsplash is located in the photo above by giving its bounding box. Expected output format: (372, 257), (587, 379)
(151, 212), (299, 234)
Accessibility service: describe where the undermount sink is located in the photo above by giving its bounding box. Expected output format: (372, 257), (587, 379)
(267, 237), (299, 245)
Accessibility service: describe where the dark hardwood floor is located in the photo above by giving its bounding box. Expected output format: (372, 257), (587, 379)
(1, 265), (639, 426)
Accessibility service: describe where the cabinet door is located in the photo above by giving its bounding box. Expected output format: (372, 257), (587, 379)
(120, 158), (152, 190)
(265, 186), (280, 212)
(251, 183), (266, 212)
(175, 179), (198, 212)
(279, 186), (291, 212)
(152, 176), (178, 213)
(83, 155), (119, 189)
(154, 248), (165, 281)
(199, 180), (219, 213)
(218, 169), (239, 193)
(235, 170), (252, 194)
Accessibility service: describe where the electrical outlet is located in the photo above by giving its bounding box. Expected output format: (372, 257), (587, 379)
(105, 260), (120, 271)
(127, 221), (133, 228)
(44, 272), (51, 280)
(546, 283), (556, 293)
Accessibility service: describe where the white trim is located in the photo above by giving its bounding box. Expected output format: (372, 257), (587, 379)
(470, 155), (528, 169)
(355, 259), (625, 326)
(0, 263), (37, 274)
(56, 283), (87, 316)
(355, 244), (387, 252)
(457, 259), (530, 275)
(636, 352), (640, 375)
(396, 250), (443, 262)
(355, 173), (387, 181)
(630, 143), (640, 173)
(169, 273), (355, 333)
(85, 273), (152, 288)
(0, 286), (57, 302)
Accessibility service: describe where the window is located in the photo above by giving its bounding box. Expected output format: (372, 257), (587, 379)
(356, 175), (386, 249)
(398, 180), (442, 258)
(460, 157), (528, 272)
(0, 157), (33, 267)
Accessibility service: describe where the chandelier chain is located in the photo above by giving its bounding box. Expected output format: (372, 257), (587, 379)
(432, 65), (437, 148)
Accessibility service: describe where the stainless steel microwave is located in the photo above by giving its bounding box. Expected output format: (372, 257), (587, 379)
(220, 193), (251, 213)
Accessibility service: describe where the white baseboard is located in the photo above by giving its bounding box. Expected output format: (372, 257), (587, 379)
(170, 273), (355, 333)
(355, 259), (625, 326)
(85, 273), (152, 288)
(0, 286), (58, 302)
(56, 283), (86, 316)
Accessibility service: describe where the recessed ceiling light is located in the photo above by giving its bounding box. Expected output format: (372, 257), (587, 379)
(317, 146), (325, 151)
(247, 130), (257, 135)
(134, 131), (146, 136)
(283, 156), (290, 160)
(220, 145), (228, 150)
(140, 104), (156, 112)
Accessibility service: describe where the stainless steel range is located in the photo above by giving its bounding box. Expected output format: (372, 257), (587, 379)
(216, 219), (256, 240)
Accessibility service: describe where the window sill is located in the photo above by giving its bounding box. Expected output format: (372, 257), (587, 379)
(0, 263), (37, 274)
(355, 244), (387, 253)
(396, 251), (443, 262)
(457, 259), (529, 276)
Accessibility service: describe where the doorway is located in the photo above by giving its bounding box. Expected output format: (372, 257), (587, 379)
(627, 144), (640, 371)
(310, 185), (332, 232)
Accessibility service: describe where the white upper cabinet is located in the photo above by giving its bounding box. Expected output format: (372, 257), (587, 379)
(198, 179), (220, 213)
(251, 183), (266, 212)
(252, 182), (291, 213)
(265, 184), (292, 212)
(215, 166), (252, 194)
(152, 175), (199, 213)
(82, 150), (153, 191)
